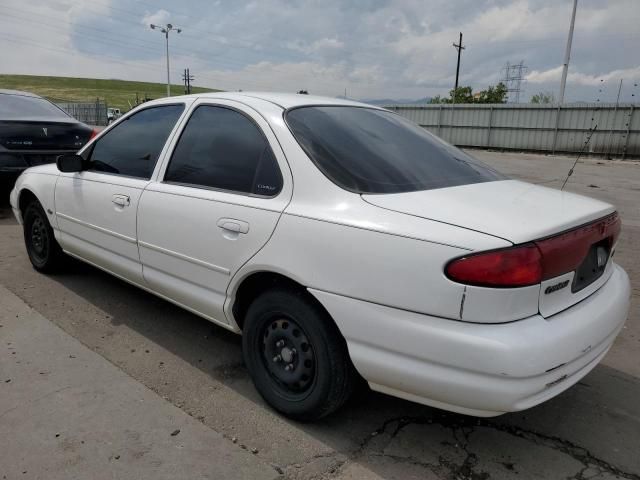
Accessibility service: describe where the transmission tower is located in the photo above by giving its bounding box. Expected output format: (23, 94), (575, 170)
(502, 61), (528, 103)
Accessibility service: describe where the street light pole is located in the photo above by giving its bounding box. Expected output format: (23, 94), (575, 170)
(150, 23), (182, 97)
(559, 0), (578, 104)
(165, 28), (170, 97)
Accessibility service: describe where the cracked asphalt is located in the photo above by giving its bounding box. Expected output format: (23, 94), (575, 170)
(1, 150), (639, 479)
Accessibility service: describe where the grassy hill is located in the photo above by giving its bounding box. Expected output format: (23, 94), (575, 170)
(0, 74), (219, 111)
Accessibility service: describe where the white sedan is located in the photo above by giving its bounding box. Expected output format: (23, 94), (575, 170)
(10, 92), (630, 420)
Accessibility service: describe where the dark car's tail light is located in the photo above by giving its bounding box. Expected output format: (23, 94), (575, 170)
(89, 128), (99, 140)
(445, 212), (621, 289)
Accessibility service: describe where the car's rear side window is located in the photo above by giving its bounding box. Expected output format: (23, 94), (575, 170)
(285, 106), (505, 194)
(0, 93), (71, 120)
(164, 105), (282, 196)
(87, 104), (184, 179)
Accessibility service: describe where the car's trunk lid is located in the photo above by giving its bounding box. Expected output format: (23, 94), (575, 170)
(362, 180), (615, 244)
(363, 179), (620, 317)
(0, 121), (91, 151)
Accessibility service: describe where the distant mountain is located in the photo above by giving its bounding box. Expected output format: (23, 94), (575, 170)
(357, 97), (432, 106)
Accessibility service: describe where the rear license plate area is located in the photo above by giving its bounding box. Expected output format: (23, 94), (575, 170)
(572, 239), (610, 293)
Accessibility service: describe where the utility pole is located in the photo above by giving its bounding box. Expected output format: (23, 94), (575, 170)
(150, 23), (182, 97)
(559, 0), (578, 104)
(183, 68), (187, 94)
(452, 32), (465, 103)
(182, 68), (194, 94)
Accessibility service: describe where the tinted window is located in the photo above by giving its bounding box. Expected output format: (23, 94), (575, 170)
(285, 106), (505, 194)
(87, 105), (184, 179)
(0, 93), (71, 120)
(165, 106), (282, 196)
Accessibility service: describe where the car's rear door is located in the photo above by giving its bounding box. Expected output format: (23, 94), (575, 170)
(54, 104), (185, 284)
(137, 99), (292, 324)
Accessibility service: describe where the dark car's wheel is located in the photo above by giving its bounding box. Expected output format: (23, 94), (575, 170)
(243, 288), (356, 421)
(23, 200), (65, 272)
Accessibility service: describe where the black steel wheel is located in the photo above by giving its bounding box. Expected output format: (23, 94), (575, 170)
(243, 287), (356, 421)
(23, 200), (65, 272)
(261, 317), (316, 398)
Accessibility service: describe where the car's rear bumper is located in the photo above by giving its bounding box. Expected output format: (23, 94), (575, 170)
(309, 263), (630, 417)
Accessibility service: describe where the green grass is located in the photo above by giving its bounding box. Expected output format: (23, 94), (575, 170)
(0, 74), (220, 111)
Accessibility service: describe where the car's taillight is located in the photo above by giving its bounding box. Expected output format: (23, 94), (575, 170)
(89, 129), (99, 140)
(535, 212), (620, 279)
(446, 212), (621, 289)
(445, 244), (543, 288)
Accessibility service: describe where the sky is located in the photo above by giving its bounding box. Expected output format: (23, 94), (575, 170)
(1, 0), (639, 102)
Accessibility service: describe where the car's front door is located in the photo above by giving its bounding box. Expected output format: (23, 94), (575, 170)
(54, 104), (185, 284)
(137, 100), (292, 324)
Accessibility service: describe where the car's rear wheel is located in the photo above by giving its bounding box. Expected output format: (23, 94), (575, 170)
(23, 200), (65, 272)
(242, 287), (356, 421)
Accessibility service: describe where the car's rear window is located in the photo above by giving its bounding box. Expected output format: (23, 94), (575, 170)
(0, 93), (71, 120)
(285, 106), (505, 194)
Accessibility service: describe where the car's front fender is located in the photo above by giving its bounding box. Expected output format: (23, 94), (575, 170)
(10, 167), (60, 229)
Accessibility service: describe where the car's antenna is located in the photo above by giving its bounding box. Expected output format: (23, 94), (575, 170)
(561, 124), (598, 191)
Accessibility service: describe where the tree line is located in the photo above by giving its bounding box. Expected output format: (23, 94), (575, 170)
(429, 83), (556, 104)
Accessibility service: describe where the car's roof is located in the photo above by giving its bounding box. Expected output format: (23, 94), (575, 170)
(150, 91), (381, 110)
(0, 89), (42, 98)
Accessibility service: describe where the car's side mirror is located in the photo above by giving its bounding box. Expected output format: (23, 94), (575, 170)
(56, 154), (85, 173)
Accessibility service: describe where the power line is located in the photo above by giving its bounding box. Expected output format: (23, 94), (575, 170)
(0, 8), (356, 93)
(0, 32), (316, 93)
(9, 0), (635, 101)
(6, 1), (638, 98)
(1, 5), (306, 68)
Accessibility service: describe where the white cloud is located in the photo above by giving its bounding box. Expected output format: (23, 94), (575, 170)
(526, 66), (564, 84)
(527, 66), (640, 87)
(141, 9), (171, 28)
(1, 0), (639, 102)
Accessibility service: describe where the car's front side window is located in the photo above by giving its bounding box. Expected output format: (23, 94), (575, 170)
(86, 104), (184, 179)
(164, 105), (283, 197)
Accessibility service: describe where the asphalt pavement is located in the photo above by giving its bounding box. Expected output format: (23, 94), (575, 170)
(0, 150), (639, 479)
(0, 285), (279, 480)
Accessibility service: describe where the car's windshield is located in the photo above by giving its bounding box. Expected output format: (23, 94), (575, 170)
(0, 93), (71, 120)
(285, 106), (506, 194)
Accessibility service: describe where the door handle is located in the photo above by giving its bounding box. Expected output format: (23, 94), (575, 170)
(217, 218), (249, 234)
(112, 194), (130, 207)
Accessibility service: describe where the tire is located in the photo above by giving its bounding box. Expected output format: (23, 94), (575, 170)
(23, 200), (65, 273)
(243, 287), (356, 421)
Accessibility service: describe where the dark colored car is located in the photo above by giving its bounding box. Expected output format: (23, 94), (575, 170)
(0, 89), (95, 179)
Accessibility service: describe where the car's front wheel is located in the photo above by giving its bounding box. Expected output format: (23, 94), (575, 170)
(243, 287), (356, 421)
(23, 200), (65, 272)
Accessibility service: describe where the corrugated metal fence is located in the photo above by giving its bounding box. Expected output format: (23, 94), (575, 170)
(385, 103), (639, 159)
(54, 100), (108, 126)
